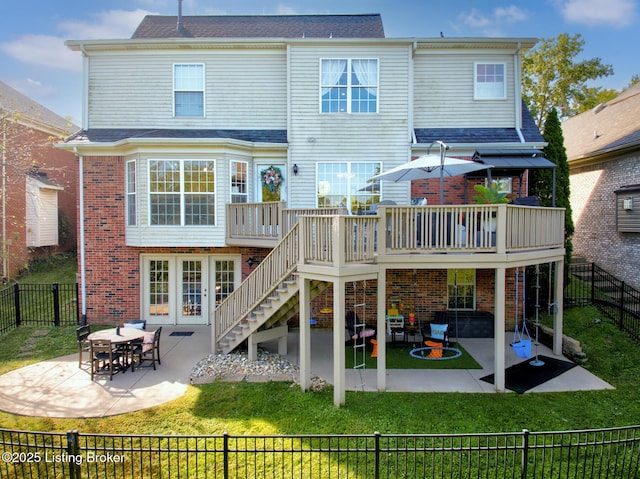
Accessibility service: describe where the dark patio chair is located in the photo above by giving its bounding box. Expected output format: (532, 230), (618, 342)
(90, 339), (122, 381)
(76, 324), (91, 368)
(131, 327), (162, 371)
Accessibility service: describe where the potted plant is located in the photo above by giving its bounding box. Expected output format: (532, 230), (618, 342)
(473, 181), (509, 232)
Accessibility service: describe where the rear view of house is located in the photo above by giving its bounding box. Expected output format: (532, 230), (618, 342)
(60, 12), (566, 403)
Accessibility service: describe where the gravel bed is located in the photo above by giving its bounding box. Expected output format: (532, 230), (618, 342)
(190, 350), (329, 391)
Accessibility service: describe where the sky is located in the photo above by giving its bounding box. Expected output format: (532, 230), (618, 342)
(0, 0), (638, 125)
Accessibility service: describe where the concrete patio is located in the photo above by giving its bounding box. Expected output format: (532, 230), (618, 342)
(0, 326), (613, 418)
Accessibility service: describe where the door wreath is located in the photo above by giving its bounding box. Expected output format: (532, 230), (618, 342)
(261, 165), (284, 192)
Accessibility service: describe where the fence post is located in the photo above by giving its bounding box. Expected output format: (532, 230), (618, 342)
(521, 429), (529, 479)
(223, 432), (229, 479)
(52, 283), (60, 327)
(619, 282), (626, 328)
(13, 283), (20, 327)
(66, 430), (81, 479)
(374, 431), (380, 479)
(590, 262), (595, 303)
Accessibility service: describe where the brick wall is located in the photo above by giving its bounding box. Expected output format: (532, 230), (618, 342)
(570, 153), (640, 290)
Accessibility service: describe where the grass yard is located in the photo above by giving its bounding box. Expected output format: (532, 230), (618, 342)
(0, 305), (639, 438)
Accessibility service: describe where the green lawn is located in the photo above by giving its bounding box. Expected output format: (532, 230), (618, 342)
(0, 305), (639, 437)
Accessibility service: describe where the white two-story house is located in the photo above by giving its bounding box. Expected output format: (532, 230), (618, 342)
(61, 13), (565, 404)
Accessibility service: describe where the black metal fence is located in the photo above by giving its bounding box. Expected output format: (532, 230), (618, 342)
(566, 262), (640, 342)
(0, 283), (79, 335)
(1, 426), (639, 478)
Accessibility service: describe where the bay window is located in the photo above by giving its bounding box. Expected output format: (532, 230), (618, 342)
(149, 159), (216, 226)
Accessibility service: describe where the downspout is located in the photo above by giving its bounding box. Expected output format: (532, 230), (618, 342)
(75, 147), (87, 324)
(514, 42), (525, 143)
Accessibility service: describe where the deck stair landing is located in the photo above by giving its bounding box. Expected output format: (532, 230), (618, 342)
(213, 223), (330, 355)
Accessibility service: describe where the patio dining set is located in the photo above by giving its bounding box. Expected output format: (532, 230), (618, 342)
(76, 321), (162, 380)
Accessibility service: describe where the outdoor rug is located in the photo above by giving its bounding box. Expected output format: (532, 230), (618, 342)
(170, 331), (194, 336)
(480, 355), (577, 394)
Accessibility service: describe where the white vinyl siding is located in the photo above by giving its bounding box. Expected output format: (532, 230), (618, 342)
(288, 44), (413, 208)
(87, 50), (287, 129)
(25, 177), (61, 247)
(413, 51), (515, 127)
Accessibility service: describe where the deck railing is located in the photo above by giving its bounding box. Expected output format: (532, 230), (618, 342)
(226, 203), (347, 246)
(298, 205), (565, 267)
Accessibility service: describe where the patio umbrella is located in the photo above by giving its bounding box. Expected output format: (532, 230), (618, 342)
(370, 151), (492, 204)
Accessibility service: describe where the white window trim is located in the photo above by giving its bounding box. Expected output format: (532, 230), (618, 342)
(474, 62), (506, 100)
(230, 160), (249, 203)
(173, 63), (205, 117)
(147, 159), (217, 227)
(126, 159), (137, 226)
(319, 58), (380, 114)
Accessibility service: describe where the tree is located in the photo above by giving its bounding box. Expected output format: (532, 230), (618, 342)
(526, 109), (574, 314)
(531, 107), (574, 263)
(522, 33), (613, 127)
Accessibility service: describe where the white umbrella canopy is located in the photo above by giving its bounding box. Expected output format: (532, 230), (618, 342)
(369, 153), (492, 203)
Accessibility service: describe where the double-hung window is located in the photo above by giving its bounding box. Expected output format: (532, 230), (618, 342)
(320, 59), (378, 113)
(126, 160), (137, 226)
(316, 162), (381, 214)
(149, 159), (216, 226)
(474, 63), (506, 100)
(230, 160), (248, 203)
(174, 64), (204, 117)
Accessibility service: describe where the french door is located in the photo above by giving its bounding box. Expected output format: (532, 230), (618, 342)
(143, 255), (239, 325)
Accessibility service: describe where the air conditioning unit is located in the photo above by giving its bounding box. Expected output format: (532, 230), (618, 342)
(623, 198), (633, 210)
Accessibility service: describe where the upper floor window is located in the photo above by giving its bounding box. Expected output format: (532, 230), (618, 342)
(126, 160), (136, 226)
(317, 162), (381, 214)
(320, 59), (378, 113)
(149, 159), (216, 226)
(474, 63), (506, 100)
(230, 160), (248, 203)
(174, 64), (204, 117)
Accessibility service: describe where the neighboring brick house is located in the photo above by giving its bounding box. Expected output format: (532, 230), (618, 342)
(61, 13), (565, 399)
(0, 81), (78, 280)
(562, 83), (640, 290)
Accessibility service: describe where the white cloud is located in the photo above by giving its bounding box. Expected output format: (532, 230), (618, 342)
(0, 9), (154, 73)
(0, 35), (81, 72)
(456, 5), (530, 35)
(58, 9), (153, 40)
(557, 0), (636, 27)
(276, 4), (298, 15)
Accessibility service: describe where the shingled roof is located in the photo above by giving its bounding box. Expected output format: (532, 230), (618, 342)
(66, 129), (287, 144)
(414, 102), (544, 145)
(0, 81), (78, 135)
(562, 83), (640, 161)
(131, 14), (385, 39)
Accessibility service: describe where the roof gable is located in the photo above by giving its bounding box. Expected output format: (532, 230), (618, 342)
(132, 14), (385, 39)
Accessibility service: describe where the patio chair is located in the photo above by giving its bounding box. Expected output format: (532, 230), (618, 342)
(90, 339), (122, 381)
(421, 312), (449, 347)
(131, 327), (162, 371)
(76, 324), (91, 368)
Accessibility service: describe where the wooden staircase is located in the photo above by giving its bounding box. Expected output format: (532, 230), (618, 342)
(213, 223), (330, 354)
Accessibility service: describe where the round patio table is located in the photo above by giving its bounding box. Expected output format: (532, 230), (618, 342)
(88, 327), (146, 344)
(87, 327), (147, 372)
